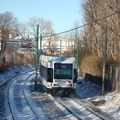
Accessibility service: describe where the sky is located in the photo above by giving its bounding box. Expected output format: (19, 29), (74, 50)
(0, 0), (85, 33)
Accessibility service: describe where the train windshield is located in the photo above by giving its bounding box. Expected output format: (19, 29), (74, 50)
(54, 63), (72, 79)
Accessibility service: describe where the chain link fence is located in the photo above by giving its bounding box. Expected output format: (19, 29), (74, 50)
(80, 66), (120, 93)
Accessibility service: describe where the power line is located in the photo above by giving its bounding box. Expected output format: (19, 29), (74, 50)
(43, 11), (120, 38)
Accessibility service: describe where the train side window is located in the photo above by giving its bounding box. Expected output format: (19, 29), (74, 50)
(43, 66), (46, 78)
(40, 65), (43, 77)
(73, 69), (77, 83)
(48, 68), (53, 82)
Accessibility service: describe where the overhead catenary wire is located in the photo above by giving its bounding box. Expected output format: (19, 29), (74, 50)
(0, 10), (119, 45)
(1, 11), (119, 44)
(42, 10), (120, 38)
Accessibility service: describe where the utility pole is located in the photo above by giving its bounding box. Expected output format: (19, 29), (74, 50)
(102, 28), (107, 95)
(40, 34), (42, 55)
(73, 40), (75, 57)
(60, 39), (62, 55)
(13, 43), (16, 69)
(76, 38), (79, 74)
(34, 25), (39, 91)
(32, 42), (34, 66)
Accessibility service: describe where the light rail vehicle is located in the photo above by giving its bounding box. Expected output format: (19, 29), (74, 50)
(39, 55), (77, 96)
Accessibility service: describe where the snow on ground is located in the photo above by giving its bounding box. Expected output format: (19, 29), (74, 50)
(76, 78), (102, 98)
(0, 64), (33, 85)
(76, 78), (120, 119)
(98, 92), (120, 119)
(0, 65), (120, 119)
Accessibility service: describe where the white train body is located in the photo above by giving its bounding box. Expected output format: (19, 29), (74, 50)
(39, 55), (77, 95)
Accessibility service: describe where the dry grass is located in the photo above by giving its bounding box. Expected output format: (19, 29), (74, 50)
(80, 55), (115, 78)
(0, 51), (35, 69)
(80, 55), (103, 76)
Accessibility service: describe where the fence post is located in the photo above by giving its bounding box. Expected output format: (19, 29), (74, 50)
(116, 68), (120, 92)
(13, 44), (16, 69)
(118, 68), (120, 92)
(109, 66), (112, 91)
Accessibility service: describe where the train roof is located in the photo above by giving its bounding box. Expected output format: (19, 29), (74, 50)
(39, 55), (76, 67)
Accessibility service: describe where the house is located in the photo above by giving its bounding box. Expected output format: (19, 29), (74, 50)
(39, 35), (75, 55)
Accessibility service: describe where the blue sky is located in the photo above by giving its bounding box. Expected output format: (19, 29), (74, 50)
(0, 0), (85, 33)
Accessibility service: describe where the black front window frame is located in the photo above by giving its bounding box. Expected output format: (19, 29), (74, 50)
(54, 63), (73, 79)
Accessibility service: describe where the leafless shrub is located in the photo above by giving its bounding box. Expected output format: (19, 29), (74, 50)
(17, 52), (35, 65)
(82, 0), (120, 64)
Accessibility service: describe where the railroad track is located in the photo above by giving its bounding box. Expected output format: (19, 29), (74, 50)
(70, 94), (115, 120)
(1, 70), (115, 120)
(55, 95), (115, 120)
(8, 71), (46, 120)
(5, 71), (77, 120)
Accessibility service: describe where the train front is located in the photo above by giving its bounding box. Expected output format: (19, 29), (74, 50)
(52, 57), (77, 96)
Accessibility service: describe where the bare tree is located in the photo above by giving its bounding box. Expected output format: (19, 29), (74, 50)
(28, 17), (53, 38)
(0, 12), (18, 51)
(0, 12), (18, 29)
(82, 0), (120, 61)
(18, 22), (29, 39)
